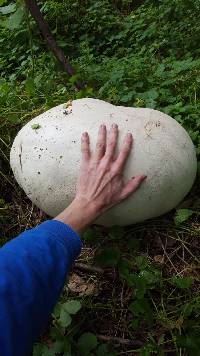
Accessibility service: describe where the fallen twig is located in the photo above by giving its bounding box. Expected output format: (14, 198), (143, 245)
(24, 0), (85, 90)
(96, 334), (143, 347)
(74, 263), (104, 274)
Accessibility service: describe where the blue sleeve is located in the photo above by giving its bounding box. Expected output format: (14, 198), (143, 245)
(0, 220), (82, 356)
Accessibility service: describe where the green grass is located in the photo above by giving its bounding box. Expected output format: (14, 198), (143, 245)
(0, 0), (200, 355)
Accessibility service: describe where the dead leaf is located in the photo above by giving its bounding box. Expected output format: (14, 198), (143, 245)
(154, 255), (164, 264)
(66, 273), (99, 297)
(63, 100), (72, 109)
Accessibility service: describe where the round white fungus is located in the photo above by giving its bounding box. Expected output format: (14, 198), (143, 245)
(10, 98), (197, 226)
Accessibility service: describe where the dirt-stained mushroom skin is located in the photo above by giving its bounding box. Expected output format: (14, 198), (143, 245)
(10, 98), (197, 226)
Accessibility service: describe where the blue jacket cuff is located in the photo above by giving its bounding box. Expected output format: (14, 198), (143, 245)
(35, 220), (82, 262)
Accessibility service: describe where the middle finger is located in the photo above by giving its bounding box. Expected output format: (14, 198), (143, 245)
(94, 124), (107, 161)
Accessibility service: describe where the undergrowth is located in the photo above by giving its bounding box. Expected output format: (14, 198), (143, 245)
(0, 0), (199, 355)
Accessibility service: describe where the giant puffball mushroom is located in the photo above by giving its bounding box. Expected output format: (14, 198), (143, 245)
(10, 98), (197, 226)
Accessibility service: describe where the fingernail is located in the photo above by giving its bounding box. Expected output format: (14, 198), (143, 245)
(83, 132), (88, 137)
(101, 124), (106, 129)
(127, 133), (132, 139)
(112, 123), (118, 129)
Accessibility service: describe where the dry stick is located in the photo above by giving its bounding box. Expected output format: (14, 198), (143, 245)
(97, 334), (143, 347)
(74, 263), (104, 274)
(159, 237), (179, 274)
(24, 0), (85, 90)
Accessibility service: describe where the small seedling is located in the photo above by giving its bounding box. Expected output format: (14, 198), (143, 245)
(31, 124), (41, 130)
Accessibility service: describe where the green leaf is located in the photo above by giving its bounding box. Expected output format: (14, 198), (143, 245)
(177, 331), (200, 352)
(6, 5), (24, 30)
(181, 303), (194, 317)
(131, 317), (140, 330)
(139, 89), (159, 101)
(97, 344), (116, 356)
(0, 0), (8, 6)
(0, 3), (16, 14)
(170, 276), (193, 289)
(135, 256), (149, 271)
(50, 340), (65, 353)
(129, 298), (153, 325)
(83, 227), (99, 241)
(96, 344), (108, 356)
(25, 78), (35, 96)
(127, 274), (147, 299)
(42, 349), (56, 356)
(68, 75), (79, 84)
(78, 332), (97, 355)
(52, 302), (62, 318)
(31, 124), (41, 130)
(129, 298), (148, 316)
(58, 309), (72, 328)
(139, 342), (155, 356)
(33, 344), (49, 356)
(96, 247), (121, 267)
(174, 209), (194, 225)
(50, 326), (63, 341)
(63, 300), (81, 315)
(140, 269), (161, 286)
(55, 300), (81, 328)
(120, 91), (135, 103)
(146, 88), (159, 100)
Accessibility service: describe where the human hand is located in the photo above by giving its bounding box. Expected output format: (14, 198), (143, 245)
(55, 124), (146, 234)
(75, 123), (146, 216)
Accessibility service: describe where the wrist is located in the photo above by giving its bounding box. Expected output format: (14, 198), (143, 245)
(54, 198), (98, 235)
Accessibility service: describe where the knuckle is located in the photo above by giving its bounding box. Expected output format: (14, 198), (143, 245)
(121, 148), (130, 157)
(108, 141), (115, 149)
(133, 181), (141, 190)
(100, 159), (109, 171)
(82, 147), (89, 153)
(111, 165), (119, 176)
(96, 142), (105, 150)
(123, 144), (130, 152)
